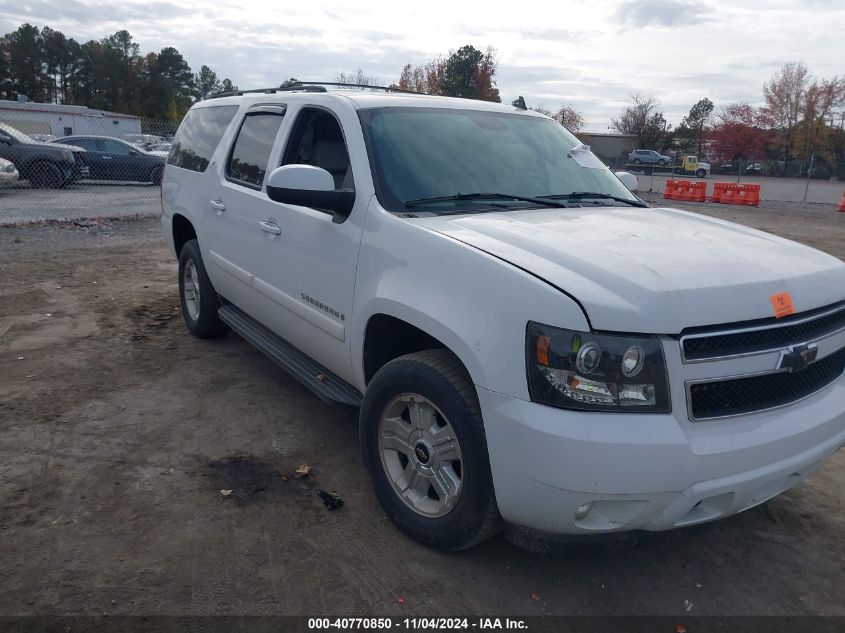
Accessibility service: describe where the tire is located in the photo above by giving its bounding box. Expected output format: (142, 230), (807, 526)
(177, 239), (229, 338)
(150, 166), (163, 185)
(360, 349), (501, 550)
(657, 159), (667, 166)
(632, 158), (641, 165)
(696, 169), (706, 179)
(29, 162), (64, 188)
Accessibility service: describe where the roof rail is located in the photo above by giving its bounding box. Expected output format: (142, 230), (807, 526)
(209, 81), (420, 99)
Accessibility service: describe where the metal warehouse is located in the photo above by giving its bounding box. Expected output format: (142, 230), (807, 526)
(0, 99), (142, 137)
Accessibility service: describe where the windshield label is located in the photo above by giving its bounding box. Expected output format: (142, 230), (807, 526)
(568, 143), (606, 170)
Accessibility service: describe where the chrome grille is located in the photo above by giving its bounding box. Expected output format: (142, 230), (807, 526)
(682, 302), (845, 361)
(688, 346), (845, 420)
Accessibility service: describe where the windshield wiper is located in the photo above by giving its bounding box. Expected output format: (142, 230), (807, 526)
(405, 192), (563, 209)
(539, 192), (648, 208)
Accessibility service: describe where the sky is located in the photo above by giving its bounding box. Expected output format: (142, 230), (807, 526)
(1, 0), (844, 131)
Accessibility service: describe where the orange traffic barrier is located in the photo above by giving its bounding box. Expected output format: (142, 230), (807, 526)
(738, 184), (760, 206)
(689, 181), (707, 203)
(664, 179), (692, 201)
(711, 182), (760, 206)
(711, 183), (740, 204)
(664, 180), (708, 203)
(838, 190), (845, 212)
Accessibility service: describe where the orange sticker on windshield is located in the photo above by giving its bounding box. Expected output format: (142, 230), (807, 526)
(769, 292), (795, 318)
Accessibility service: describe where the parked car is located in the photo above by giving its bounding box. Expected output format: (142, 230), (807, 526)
(29, 133), (57, 143)
(161, 86), (845, 551)
(54, 136), (165, 184)
(745, 162), (764, 175)
(0, 122), (87, 188)
(0, 157), (19, 186)
(628, 148), (672, 165)
(122, 133), (166, 151)
(147, 142), (173, 157)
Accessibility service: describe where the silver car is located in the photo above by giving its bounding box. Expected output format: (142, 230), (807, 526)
(628, 149), (672, 165)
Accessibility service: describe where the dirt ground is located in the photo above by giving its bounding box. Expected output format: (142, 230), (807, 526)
(1, 205), (844, 619)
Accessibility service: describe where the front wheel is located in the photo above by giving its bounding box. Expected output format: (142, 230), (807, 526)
(632, 158), (641, 165)
(178, 239), (229, 338)
(150, 166), (163, 185)
(657, 159), (667, 166)
(360, 349), (501, 550)
(696, 169), (707, 179)
(29, 162), (65, 188)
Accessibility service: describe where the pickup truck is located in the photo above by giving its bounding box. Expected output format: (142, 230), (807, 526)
(161, 84), (845, 551)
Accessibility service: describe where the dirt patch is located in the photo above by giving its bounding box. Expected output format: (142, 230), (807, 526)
(0, 215), (843, 618)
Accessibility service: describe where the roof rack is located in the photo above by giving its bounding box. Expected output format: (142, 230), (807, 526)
(209, 81), (420, 100)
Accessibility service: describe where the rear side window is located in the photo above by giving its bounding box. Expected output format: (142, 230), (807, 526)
(168, 105), (238, 172)
(226, 111), (285, 189)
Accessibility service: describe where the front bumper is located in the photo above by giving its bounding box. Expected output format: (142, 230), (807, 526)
(478, 373), (845, 535)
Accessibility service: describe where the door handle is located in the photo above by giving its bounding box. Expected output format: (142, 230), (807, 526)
(210, 200), (226, 214)
(259, 220), (282, 235)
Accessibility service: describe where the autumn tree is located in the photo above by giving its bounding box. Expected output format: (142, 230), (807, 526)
(397, 45), (500, 102)
(611, 93), (670, 149)
(530, 104), (585, 133)
(799, 77), (845, 163)
(709, 103), (771, 163)
(763, 61), (809, 162)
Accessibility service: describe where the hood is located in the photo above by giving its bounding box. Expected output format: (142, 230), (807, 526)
(405, 206), (845, 333)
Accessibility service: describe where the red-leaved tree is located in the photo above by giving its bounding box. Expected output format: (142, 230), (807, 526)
(708, 103), (772, 162)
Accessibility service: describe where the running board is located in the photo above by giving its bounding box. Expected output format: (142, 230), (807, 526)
(218, 304), (363, 408)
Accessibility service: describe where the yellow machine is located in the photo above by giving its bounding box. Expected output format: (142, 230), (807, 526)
(674, 155), (711, 178)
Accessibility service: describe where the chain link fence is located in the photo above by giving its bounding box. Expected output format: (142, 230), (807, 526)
(0, 108), (174, 224)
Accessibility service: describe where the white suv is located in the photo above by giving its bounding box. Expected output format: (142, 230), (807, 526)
(161, 84), (845, 550)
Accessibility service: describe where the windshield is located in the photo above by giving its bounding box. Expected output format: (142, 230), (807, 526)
(0, 122), (36, 144)
(358, 107), (638, 214)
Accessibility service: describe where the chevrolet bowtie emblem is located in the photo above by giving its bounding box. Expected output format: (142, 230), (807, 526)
(777, 343), (819, 372)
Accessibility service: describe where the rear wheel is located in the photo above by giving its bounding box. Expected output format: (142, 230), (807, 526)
(360, 349), (500, 550)
(29, 162), (64, 188)
(177, 239), (228, 338)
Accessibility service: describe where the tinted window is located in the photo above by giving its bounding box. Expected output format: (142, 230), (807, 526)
(226, 113), (284, 188)
(66, 138), (97, 151)
(168, 105), (238, 172)
(102, 140), (133, 155)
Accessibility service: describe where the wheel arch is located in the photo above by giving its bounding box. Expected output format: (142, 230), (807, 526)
(359, 306), (484, 389)
(172, 213), (197, 257)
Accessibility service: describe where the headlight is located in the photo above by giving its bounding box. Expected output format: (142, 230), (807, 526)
(526, 322), (671, 413)
(2, 163), (16, 174)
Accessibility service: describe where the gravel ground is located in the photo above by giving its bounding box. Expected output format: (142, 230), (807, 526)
(0, 206), (844, 622)
(0, 182), (160, 225)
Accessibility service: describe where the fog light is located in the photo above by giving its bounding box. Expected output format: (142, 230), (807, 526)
(574, 502), (593, 521)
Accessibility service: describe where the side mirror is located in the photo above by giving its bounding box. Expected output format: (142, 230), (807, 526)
(614, 171), (638, 192)
(266, 164), (354, 221)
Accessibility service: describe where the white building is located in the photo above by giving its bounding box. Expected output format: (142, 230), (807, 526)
(0, 99), (142, 138)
